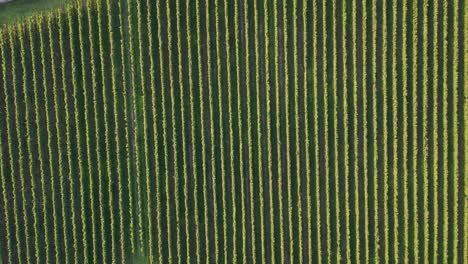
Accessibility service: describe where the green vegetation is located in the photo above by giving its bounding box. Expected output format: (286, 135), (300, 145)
(0, 0), (71, 25)
(0, 0), (466, 263)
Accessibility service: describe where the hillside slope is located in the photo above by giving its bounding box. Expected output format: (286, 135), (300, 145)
(0, 0), (466, 263)
(0, 0), (71, 25)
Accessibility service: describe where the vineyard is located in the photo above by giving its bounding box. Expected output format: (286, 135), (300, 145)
(0, 0), (71, 25)
(0, 0), (466, 263)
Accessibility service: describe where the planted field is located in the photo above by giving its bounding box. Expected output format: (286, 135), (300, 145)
(0, 0), (466, 263)
(0, 0), (71, 25)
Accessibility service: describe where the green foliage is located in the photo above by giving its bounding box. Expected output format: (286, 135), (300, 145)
(0, 0), (71, 25)
(0, 0), (466, 263)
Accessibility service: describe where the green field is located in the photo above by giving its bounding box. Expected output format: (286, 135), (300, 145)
(0, 0), (70, 25)
(0, 0), (466, 263)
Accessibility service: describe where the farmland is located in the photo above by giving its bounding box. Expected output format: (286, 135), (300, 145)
(0, 0), (71, 25)
(0, 0), (466, 263)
